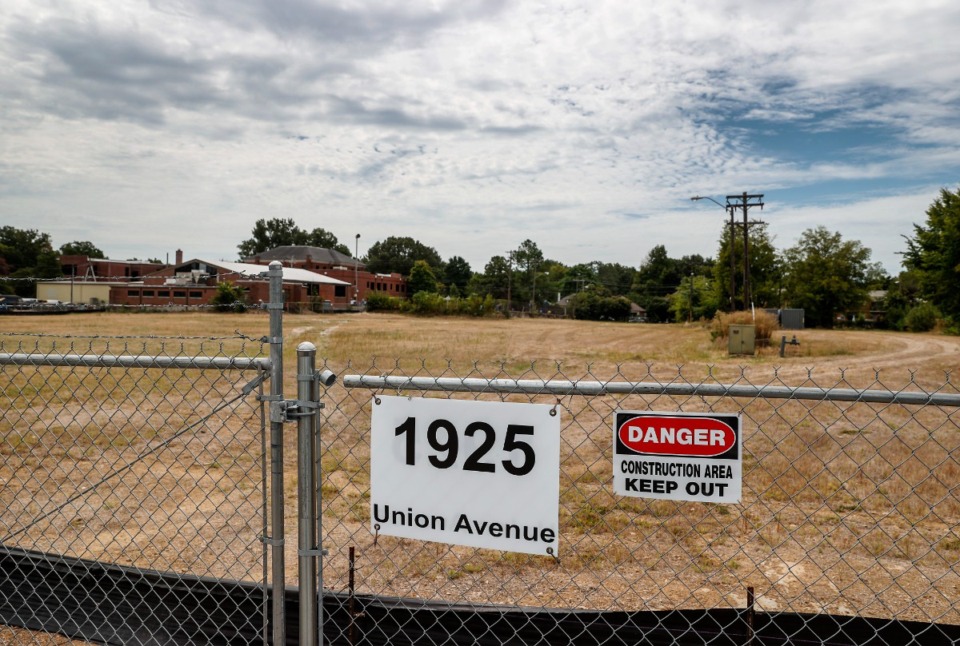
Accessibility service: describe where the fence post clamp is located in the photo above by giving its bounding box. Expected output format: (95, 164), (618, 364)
(271, 399), (324, 423)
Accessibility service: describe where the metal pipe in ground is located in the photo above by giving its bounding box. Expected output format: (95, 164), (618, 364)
(298, 342), (319, 646)
(267, 261), (286, 646)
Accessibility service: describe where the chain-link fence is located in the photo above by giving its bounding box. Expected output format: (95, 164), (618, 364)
(4, 278), (960, 646)
(0, 332), (273, 645)
(313, 360), (960, 645)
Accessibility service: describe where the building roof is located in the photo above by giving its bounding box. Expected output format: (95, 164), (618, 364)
(245, 245), (363, 269)
(191, 259), (351, 286)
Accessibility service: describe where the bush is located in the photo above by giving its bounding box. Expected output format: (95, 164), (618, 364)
(710, 310), (779, 342)
(365, 292), (403, 312)
(366, 291), (497, 317)
(210, 281), (247, 313)
(409, 291), (447, 315)
(569, 292), (632, 321)
(903, 302), (941, 332)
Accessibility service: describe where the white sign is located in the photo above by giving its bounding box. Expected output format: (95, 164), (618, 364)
(613, 410), (742, 504)
(370, 396), (560, 555)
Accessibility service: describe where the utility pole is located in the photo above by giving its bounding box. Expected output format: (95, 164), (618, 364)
(354, 233), (361, 304)
(506, 251), (513, 310)
(727, 204), (737, 311)
(725, 192), (764, 309)
(691, 192), (765, 311)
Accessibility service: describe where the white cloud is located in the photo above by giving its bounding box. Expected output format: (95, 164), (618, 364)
(1, 0), (958, 276)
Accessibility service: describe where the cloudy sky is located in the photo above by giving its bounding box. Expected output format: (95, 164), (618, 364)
(3, 0), (959, 274)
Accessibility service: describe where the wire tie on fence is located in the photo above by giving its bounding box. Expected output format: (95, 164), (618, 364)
(546, 547), (559, 564)
(261, 536), (285, 547)
(373, 524), (380, 546)
(374, 396), (381, 405)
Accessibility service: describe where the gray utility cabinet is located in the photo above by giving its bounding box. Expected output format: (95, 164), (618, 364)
(728, 324), (756, 355)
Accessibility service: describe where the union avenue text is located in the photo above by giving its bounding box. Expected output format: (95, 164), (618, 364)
(372, 504), (556, 544)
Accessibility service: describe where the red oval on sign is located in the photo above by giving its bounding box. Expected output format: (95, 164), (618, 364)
(618, 416), (735, 457)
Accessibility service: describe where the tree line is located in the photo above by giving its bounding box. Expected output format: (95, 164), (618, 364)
(4, 186), (960, 330)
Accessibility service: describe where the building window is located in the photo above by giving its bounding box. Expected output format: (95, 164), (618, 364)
(127, 290), (139, 297)
(173, 290), (186, 298)
(158, 290), (170, 297)
(143, 290), (154, 297)
(335, 285), (346, 297)
(189, 291), (202, 298)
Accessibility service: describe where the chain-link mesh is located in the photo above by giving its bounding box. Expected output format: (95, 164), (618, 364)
(317, 359), (960, 645)
(0, 334), (271, 645)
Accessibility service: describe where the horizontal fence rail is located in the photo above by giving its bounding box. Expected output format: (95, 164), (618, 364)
(0, 352), (271, 371)
(343, 374), (960, 406)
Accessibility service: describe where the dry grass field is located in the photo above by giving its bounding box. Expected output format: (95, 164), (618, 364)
(3, 309), (957, 381)
(3, 310), (960, 639)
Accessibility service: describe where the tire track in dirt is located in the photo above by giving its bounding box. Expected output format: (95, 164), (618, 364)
(772, 331), (960, 388)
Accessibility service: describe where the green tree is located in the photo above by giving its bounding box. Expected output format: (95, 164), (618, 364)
(561, 263), (599, 296)
(669, 275), (720, 322)
(443, 256), (472, 294)
(471, 255), (511, 301)
(538, 259), (566, 305)
(713, 222), (779, 311)
(782, 226), (873, 328)
(631, 245), (681, 323)
(238, 218), (301, 257)
(0, 227), (53, 273)
(364, 236), (443, 276)
(512, 239), (544, 310)
(592, 262), (637, 296)
(59, 241), (105, 258)
(407, 260), (439, 296)
(0, 227), (56, 297)
(882, 270), (924, 329)
(568, 287), (632, 321)
(903, 186), (960, 321)
(306, 228), (350, 255)
(237, 218), (349, 257)
(34, 251), (62, 279)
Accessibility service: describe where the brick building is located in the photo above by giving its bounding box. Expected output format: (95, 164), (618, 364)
(38, 256), (170, 305)
(59, 255), (166, 281)
(244, 246), (407, 303)
(40, 246), (402, 310)
(108, 256), (352, 309)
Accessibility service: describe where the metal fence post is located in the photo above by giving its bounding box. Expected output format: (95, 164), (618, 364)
(315, 366), (335, 646)
(267, 261), (285, 646)
(297, 342), (319, 646)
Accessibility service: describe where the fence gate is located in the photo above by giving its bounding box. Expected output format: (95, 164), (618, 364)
(0, 330), (275, 645)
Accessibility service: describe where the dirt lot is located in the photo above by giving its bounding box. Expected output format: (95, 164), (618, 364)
(2, 312), (959, 642)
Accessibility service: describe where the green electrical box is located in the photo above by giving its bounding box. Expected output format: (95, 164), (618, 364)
(728, 324), (756, 355)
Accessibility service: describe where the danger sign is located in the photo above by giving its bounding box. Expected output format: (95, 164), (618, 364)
(613, 411), (742, 503)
